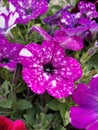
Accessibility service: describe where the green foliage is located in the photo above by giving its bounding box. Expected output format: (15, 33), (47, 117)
(14, 99), (32, 110)
(88, 53), (98, 71)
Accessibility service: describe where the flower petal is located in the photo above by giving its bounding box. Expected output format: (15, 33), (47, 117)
(89, 75), (98, 96)
(70, 106), (98, 129)
(72, 83), (98, 111)
(87, 120), (98, 130)
(47, 76), (74, 98)
(22, 68), (47, 94)
(13, 120), (27, 130)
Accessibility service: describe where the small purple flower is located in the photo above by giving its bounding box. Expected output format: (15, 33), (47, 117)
(0, 36), (24, 71)
(19, 40), (82, 98)
(9, 0), (48, 23)
(78, 1), (98, 19)
(59, 17), (98, 40)
(0, 2), (19, 35)
(78, 18), (98, 38)
(70, 75), (98, 130)
(43, 6), (76, 27)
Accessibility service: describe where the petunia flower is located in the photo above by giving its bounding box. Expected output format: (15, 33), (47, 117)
(43, 6), (75, 27)
(70, 75), (98, 130)
(78, 18), (98, 36)
(77, 1), (98, 19)
(31, 25), (84, 51)
(0, 1), (19, 35)
(9, 0), (48, 23)
(54, 29), (84, 51)
(0, 116), (27, 130)
(0, 36), (24, 71)
(19, 40), (82, 99)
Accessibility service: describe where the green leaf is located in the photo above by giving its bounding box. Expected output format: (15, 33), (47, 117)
(14, 99), (32, 110)
(0, 80), (10, 96)
(0, 107), (11, 116)
(11, 109), (23, 119)
(88, 53), (98, 71)
(24, 114), (35, 127)
(47, 99), (60, 111)
(24, 107), (35, 127)
(40, 113), (53, 129)
(0, 98), (12, 108)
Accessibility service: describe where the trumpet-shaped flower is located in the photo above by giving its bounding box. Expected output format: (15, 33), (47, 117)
(31, 25), (84, 51)
(0, 36), (24, 71)
(70, 75), (98, 130)
(9, 0), (48, 23)
(0, 116), (27, 130)
(19, 40), (82, 98)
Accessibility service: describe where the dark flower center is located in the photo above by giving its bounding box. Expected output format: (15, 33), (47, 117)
(1, 57), (9, 63)
(92, 17), (98, 23)
(25, 8), (32, 15)
(43, 62), (54, 73)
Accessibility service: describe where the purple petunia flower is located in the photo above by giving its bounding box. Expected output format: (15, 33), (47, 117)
(9, 0), (48, 23)
(43, 6), (76, 27)
(77, 1), (98, 19)
(19, 40), (82, 98)
(70, 75), (98, 130)
(0, 36), (24, 71)
(0, 1), (19, 35)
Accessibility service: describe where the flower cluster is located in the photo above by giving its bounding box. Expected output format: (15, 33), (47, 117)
(44, 1), (98, 50)
(0, 0), (98, 129)
(0, 0), (48, 35)
(0, 0), (82, 99)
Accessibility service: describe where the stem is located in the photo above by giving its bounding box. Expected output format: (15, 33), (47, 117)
(16, 26), (25, 42)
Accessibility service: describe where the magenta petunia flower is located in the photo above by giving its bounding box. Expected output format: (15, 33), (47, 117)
(0, 36), (24, 71)
(9, 0), (48, 23)
(31, 25), (84, 51)
(70, 75), (98, 130)
(54, 29), (84, 51)
(19, 40), (82, 98)
(0, 1), (19, 35)
(0, 116), (27, 130)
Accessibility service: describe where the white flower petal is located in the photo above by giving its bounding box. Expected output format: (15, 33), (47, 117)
(19, 48), (33, 57)
(8, 12), (19, 27)
(0, 16), (5, 28)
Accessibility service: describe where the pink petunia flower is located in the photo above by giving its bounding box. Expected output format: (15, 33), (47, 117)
(19, 40), (82, 99)
(70, 75), (98, 130)
(0, 36), (24, 71)
(0, 116), (27, 130)
(9, 0), (48, 23)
